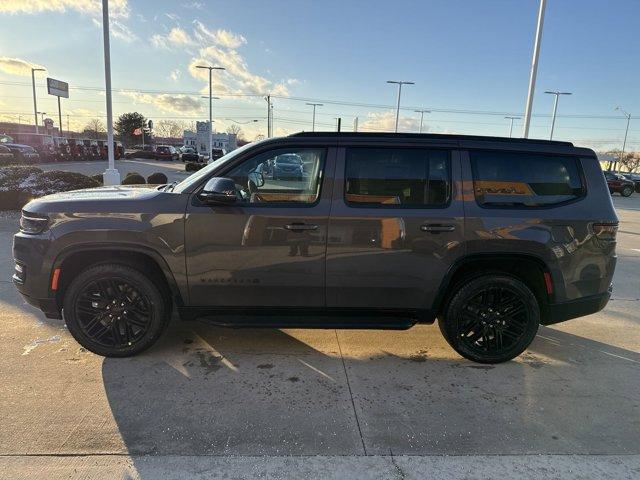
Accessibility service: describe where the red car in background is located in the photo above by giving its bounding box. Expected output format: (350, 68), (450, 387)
(155, 145), (179, 161)
(604, 171), (635, 197)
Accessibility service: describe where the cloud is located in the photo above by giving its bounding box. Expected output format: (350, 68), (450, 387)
(182, 2), (204, 10)
(193, 21), (246, 49)
(359, 110), (422, 133)
(120, 90), (203, 114)
(0, 57), (46, 76)
(151, 26), (195, 49)
(169, 69), (181, 82)
(0, 0), (130, 18)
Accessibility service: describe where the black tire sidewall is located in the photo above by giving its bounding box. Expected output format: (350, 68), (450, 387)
(622, 186), (633, 197)
(440, 275), (540, 364)
(63, 264), (169, 357)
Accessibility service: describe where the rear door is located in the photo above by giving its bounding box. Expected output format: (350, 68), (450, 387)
(326, 142), (465, 312)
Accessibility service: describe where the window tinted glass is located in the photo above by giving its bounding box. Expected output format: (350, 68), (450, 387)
(470, 151), (583, 207)
(226, 148), (326, 205)
(345, 147), (450, 206)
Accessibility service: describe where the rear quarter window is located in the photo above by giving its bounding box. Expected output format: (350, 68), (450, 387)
(470, 150), (584, 207)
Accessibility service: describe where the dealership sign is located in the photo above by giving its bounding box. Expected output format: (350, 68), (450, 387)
(47, 78), (69, 98)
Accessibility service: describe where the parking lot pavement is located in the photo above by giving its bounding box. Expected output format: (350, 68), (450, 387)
(1, 195), (639, 478)
(38, 158), (191, 183)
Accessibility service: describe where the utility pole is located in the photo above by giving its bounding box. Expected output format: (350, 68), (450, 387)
(57, 96), (63, 138)
(387, 80), (414, 132)
(414, 109), (430, 133)
(66, 115), (70, 135)
(336, 117), (342, 132)
(306, 102), (323, 132)
(523, 0), (546, 138)
(614, 106), (632, 172)
(505, 116), (520, 138)
(265, 95), (272, 137)
(545, 91), (572, 140)
(196, 65), (225, 159)
(101, 0), (120, 185)
(31, 67), (46, 134)
(353, 116), (358, 132)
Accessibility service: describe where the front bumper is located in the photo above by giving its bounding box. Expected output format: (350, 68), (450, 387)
(543, 287), (612, 325)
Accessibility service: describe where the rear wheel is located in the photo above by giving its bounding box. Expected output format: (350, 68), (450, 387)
(63, 264), (170, 357)
(439, 274), (540, 363)
(621, 186), (633, 197)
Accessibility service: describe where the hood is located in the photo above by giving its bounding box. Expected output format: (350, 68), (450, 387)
(24, 185), (165, 214)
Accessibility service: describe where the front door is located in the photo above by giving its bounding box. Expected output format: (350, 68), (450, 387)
(185, 145), (334, 307)
(326, 144), (465, 312)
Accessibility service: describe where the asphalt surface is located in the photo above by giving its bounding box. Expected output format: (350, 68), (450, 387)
(38, 158), (192, 183)
(1, 185), (639, 479)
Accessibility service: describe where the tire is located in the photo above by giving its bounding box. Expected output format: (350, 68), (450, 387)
(621, 186), (633, 197)
(63, 263), (171, 357)
(438, 274), (540, 364)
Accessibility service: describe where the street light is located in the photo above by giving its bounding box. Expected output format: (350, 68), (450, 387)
(544, 91), (572, 140)
(31, 67), (46, 134)
(414, 109), (430, 134)
(614, 106), (632, 172)
(306, 102), (323, 132)
(224, 118), (259, 125)
(387, 80), (415, 132)
(196, 65), (225, 159)
(101, 0), (120, 185)
(523, 0), (547, 138)
(37, 112), (46, 126)
(504, 116), (521, 138)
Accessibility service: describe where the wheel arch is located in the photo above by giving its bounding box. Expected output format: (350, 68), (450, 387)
(432, 253), (553, 323)
(53, 244), (185, 309)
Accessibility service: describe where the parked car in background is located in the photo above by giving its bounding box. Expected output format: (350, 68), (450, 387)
(621, 172), (640, 193)
(4, 143), (40, 164)
(69, 139), (88, 161)
(181, 147), (202, 163)
(10, 132), (55, 162)
(210, 148), (225, 162)
(0, 145), (14, 164)
(604, 171), (634, 196)
(14, 132), (618, 364)
(155, 145), (179, 161)
(273, 153), (304, 180)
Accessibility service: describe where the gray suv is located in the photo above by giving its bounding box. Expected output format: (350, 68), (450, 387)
(13, 133), (618, 363)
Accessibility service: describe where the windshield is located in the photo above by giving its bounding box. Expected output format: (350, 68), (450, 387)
(172, 142), (255, 193)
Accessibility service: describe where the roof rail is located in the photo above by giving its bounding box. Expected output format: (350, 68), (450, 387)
(288, 131), (574, 147)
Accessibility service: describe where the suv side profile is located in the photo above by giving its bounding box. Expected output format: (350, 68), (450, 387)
(13, 133), (618, 363)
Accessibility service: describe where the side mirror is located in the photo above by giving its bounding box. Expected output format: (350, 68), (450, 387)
(248, 171), (265, 187)
(199, 177), (237, 205)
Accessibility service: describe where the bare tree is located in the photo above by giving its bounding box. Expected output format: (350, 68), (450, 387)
(84, 118), (105, 134)
(154, 119), (185, 138)
(254, 133), (266, 141)
(619, 152), (640, 173)
(226, 123), (244, 140)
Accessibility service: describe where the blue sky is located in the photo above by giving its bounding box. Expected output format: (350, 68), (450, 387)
(0, 0), (638, 149)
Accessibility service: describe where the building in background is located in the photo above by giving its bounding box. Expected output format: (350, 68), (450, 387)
(183, 121), (237, 156)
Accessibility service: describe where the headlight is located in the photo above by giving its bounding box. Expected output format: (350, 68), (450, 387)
(19, 212), (49, 235)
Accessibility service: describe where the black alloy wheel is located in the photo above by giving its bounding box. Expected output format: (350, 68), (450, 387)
(621, 186), (633, 197)
(439, 275), (540, 363)
(63, 264), (170, 357)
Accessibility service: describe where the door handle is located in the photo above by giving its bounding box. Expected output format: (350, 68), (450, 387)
(420, 224), (456, 233)
(285, 223), (319, 232)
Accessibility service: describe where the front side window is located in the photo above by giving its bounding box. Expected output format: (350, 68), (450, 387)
(225, 147), (326, 205)
(470, 150), (584, 207)
(345, 147), (450, 207)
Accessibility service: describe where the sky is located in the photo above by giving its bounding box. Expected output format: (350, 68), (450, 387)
(0, 0), (638, 150)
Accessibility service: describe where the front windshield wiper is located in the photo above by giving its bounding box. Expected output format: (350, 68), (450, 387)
(163, 181), (178, 192)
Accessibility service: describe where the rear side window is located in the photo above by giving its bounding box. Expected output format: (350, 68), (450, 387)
(470, 150), (584, 207)
(345, 147), (450, 207)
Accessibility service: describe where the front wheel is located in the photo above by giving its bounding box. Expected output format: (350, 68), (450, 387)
(63, 264), (170, 357)
(439, 274), (540, 363)
(621, 186), (633, 197)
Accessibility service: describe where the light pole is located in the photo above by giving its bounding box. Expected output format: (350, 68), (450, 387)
(504, 116), (520, 138)
(614, 106), (632, 172)
(387, 80), (414, 132)
(414, 109), (430, 133)
(101, 0), (120, 185)
(523, 0), (547, 138)
(37, 112), (46, 125)
(306, 103), (323, 132)
(31, 67), (46, 134)
(224, 119), (259, 125)
(545, 91), (572, 140)
(196, 65), (225, 159)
